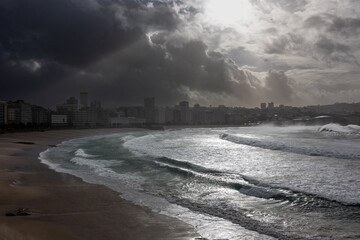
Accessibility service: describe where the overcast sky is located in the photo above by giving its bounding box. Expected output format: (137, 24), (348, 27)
(1, 0), (360, 107)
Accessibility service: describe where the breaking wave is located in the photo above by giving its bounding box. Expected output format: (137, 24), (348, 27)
(219, 133), (360, 160)
(318, 123), (360, 135)
(69, 157), (121, 169)
(74, 148), (97, 158)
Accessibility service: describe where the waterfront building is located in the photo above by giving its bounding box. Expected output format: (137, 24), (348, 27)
(261, 102), (267, 110)
(51, 114), (68, 126)
(155, 107), (166, 124)
(126, 106), (145, 119)
(268, 102), (274, 109)
(90, 100), (101, 109)
(56, 97), (79, 126)
(32, 105), (49, 125)
(7, 100), (32, 125)
(0, 101), (7, 124)
(144, 97), (155, 124)
(178, 101), (192, 124)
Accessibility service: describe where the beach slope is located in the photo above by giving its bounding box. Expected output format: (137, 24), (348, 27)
(0, 129), (199, 240)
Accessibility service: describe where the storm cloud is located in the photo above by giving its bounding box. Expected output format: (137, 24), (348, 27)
(1, 0), (360, 107)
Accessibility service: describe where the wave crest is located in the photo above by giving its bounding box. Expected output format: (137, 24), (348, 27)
(318, 123), (360, 135)
(219, 133), (360, 160)
(75, 148), (97, 158)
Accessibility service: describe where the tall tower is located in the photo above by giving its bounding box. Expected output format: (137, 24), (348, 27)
(80, 92), (88, 109)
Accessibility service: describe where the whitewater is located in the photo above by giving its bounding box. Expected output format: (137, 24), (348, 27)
(39, 124), (360, 239)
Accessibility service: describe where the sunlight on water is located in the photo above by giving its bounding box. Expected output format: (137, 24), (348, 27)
(39, 125), (360, 240)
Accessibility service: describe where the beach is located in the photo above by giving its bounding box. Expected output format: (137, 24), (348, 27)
(0, 129), (200, 240)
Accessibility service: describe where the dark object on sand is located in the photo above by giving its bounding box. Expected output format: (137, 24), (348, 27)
(48, 144), (57, 147)
(5, 208), (31, 216)
(14, 141), (35, 145)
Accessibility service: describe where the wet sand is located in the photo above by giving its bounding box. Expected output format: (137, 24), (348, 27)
(0, 129), (200, 240)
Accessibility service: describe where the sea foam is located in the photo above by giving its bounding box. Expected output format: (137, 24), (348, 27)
(318, 123), (360, 135)
(219, 132), (360, 160)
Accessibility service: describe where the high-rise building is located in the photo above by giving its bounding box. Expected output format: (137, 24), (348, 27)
(179, 101), (189, 108)
(192, 104), (207, 124)
(7, 106), (16, 124)
(178, 101), (192, 124)
(7, 100), (32, 125)
(32, 105), (49, 125)
(260, 103), (267, 110)
(80, 92), (88, 109)
(0, 101), (7, 124)
(268, 102), (274, 109)
(56, 97), (79, 126)
(155, 107), (166, 124)
(126, 106), (145, 119)
(57, 97), (78, 113)
(73, 99), (109, 127)
(213, 105), (227, 124)
(90, 100), (101, 110)
(67, 97), (78, 108)
(144, 97), (155, 123)
(74, 109), (92, 127)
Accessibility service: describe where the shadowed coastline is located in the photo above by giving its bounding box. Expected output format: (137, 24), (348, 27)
(0, 129), (200, 240)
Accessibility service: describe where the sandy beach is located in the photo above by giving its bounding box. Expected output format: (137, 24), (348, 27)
(0, 129), (200, 240)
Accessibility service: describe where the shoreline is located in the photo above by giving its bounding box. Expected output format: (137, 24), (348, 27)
(0, 129), (200, 240)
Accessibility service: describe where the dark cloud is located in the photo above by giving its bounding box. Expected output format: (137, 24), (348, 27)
(84, 38), (235, 105)
(2, 0), (358, 107)
(317, 81), (360, 92)
(63, 35), (292, 107)
(265, 37), (289, 54)
(273, 0), (309, 13)
(304, 15), (360, 37)
(0, 0), (183, 106)
(265, 34), (304, 54)
(314, 36), (358, 64)
(1, 0), (288, 107)
(315, 37), (350, 55)
(0, 0), (178, 68)
(253, 0), (309, 14)
(133, 5), (180, 31)
(0, 59), (75, 103)
(262, 27), (278, 34)
(304, 15), (330, 29)
(328, 17), (360, 37)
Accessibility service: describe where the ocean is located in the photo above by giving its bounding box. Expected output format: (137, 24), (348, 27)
(39, 124), (360, 239)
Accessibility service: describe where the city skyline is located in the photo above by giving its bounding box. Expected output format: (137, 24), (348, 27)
(3, 93), (360, 110)
(1, 1), (360, 108)
(1, 93), (360, 128)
